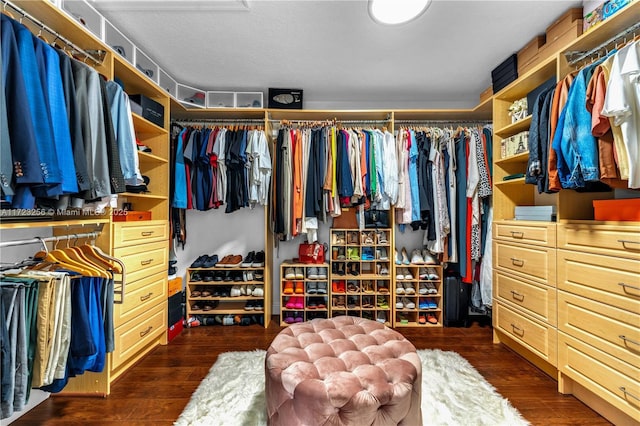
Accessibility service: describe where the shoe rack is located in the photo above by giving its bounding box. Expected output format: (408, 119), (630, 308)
(329, 228), (393, 326)
(393, 264), (443, 327)
(186, 265), (268, 327)
(279, 261), (330, 326)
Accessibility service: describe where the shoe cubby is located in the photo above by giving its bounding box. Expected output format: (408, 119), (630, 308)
(393, 264), (443, 327)
(329, 228), (393, 326)
(186, 263), (267, 327)
(279, 261), (330, 326)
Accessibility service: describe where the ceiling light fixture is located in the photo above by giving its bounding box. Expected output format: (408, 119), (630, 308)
(369, 0), (432, 25)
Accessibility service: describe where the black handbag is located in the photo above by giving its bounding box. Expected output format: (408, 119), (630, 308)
(364, 209), (390, 228)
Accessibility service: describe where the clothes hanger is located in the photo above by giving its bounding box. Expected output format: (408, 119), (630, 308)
(1, 2), (16, 19)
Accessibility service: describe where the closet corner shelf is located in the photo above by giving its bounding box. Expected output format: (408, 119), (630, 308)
(0, 217), (110, 230)
(495, 116), (532, 138)
(495, 57), (557, 100)
(495, 151), (530, 165)
(495, 177), (526, 187)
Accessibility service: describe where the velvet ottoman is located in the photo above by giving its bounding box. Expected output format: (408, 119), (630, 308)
(265, 316), (422, 425)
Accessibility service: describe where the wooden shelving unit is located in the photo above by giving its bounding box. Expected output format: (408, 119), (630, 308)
(278, 261), (330, 325)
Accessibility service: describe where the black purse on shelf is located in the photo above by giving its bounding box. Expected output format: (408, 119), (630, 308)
(364, 209), (390, 229)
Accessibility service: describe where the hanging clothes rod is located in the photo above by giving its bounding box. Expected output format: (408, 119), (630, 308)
(394, 119), (492, 125)
(173, 118), (265, 125)
(269, 119), (390, 124)
(2, 0), (105, 65)
(0, 231), (101, 249)
(565, 21), (640, 66)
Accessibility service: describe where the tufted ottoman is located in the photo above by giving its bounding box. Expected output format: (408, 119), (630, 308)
(265, 316), (422, 425)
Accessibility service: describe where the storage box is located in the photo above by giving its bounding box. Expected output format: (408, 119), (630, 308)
(129, 94), (164, 127)
(236, 92), (263, 108)
(501, 131), (529, 158)
(602, 0), (632, 19)
(583, 1), (605, 32)
(112, 210), (152, 221)
(593, 198), (640, 221)
(159, 69), (178, 98)
(177, 84), (206, 108)
(207, 91), (235, 108)
(546, 7), (583, 44)
(517, 35), (546, 70)
(268, 88), (303, 109)
(491, 54), (518, 93)
(168, 277), (182, 297)
(545, 19), (584, 53)
(104, 19), (134, 63)
(134, 47), (159, 84)
(167, 318), (183, 343)
(61, 0), (104, 39)
(168, 291), (183, 327)
(515, 205), (557, 221)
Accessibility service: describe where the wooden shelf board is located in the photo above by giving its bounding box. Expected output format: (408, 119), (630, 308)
(268, 109), (392, 121)
(495, 57), (557, 100)
(172, 107), (267, 121)
(394, 108), (491, 121)
(495, 177), (526, 186)
(495, 151), (530, 165)
(0, 217), (109, 230)
(495, 116), (532, 137)
(114, 58), (166, 100)
(120, 192), (168, 200)
(138, 151), (169, 164)
(132, 113), (168, 136)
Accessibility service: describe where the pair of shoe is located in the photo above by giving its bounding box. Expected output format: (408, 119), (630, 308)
(377, 282), (390, 293)
(191, 254), (219, 268)
(241, 251), (265, 268)
(346, 281), (360, 292)
(418, 267), (439, 280)
(347, 296), (359, 309)
(361, 247), (375, 261)
(362, 280), (374, 293)
(419, 313), (438, 324)
(245, 299), (263, 311)
(396, 282), (416, 295)
(332, 295), (346, 309)
(394, 248), (410, 265)
(332, 232), (345, 244)
(376, 264), (390, 275)
(361, 231), (375, 245)
(396, 268), (414, 280)
(376, 311), (387, 323)
(284, 267), (304, 280)
(347, 247), (360, 260)
(307, 267), (328, 279)
(374, 247), (388, 260)
(283, 281), (304, 294)
(283, 312), (303, 324)
(419, 298), (438, 309)
(218, 254), (243, 267)
(362, 296), (374, 308)
(306, 282), (328, 294)
(376, 230), (388, 244)
(419, 282), (438, 294)
(396, 297), (416, 309)
(377, 295), (389, 309)
(332, 280), (346, 293)
(306, 297), (326, 309)
(285, 296), (304, 309)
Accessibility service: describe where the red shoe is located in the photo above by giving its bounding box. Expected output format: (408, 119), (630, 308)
(337, 280), (346, 293)
(283, 281), (294, 295)
(294, 281), (304, 294)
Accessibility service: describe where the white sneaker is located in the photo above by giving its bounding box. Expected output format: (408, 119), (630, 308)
(317, 267), (328, 279)
(246, 270), (254, 281)
(396, 282), (405, 294)
(427, 268), (439, 280)
(239, 285), (247, 295)
(410, 249), (424, 264)
(403, 268), (414, 280)
(396, 298), (404, 309)
(403, 297), (415, 309)
(295, 267), (304, 279)
(230, 285), (241, 297)
(376, 311), (387, 323)
(285, 268), (295, 279)
(307, 267), (319, 279)
(419, 283), (428, 295)
(419, 268), (429, 279)
(380, 265), (389, 275)
(404, 282), (416, 295)
(396, 269), (405, 280)
(252, 285), (264, 297)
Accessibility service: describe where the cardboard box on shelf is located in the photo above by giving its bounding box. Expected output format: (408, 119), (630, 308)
(517, 35), (546, 69)
(546, 7), (583, 44)
(583, 0), (606, 32)
(168, 277), (182, 297)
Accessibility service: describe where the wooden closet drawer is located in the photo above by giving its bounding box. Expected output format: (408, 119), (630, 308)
(559, 332), (640, 420)
(558, 291), (640, 367)
(112, 302), (166, 370)
(558, 222), (640, 260)
(557, 249), (640, 314)
(494, 221), (556, 247)
(495, 302), (557, 366)
(495, 270), (557, 325)
(114, 240), (168, 283)
(113, 220), (168, 247)
(114, 272), (167, 328)
(494, 241), (556, 286)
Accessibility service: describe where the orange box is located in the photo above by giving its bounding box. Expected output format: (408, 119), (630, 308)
(168, 277), (183, 297)
(546, 7), (583, 43)
(593, 198), (640, 221)
(517, 35), (546, 68)
(112, 210), (152, 221)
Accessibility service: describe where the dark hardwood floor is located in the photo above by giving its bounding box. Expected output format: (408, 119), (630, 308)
(11, 318), (610, 425)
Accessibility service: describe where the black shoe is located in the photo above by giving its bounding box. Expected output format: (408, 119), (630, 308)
(191, 272), (202, 282)
(241, 251), (255, 268)
(203, 254), (219, 268)
(223, 272), (233, 282)
(253, 251), (265, 267)
(191, 255), (208, 268)
(233, 271), (243, 282)
(213, 271), (224, 281)
(203, 272), (214, 282)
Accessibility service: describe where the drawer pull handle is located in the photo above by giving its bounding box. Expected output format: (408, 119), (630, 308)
(510, 257), (524, 267)
(619, 282), (640, 292)
(617, 239), (640, 248)
(139, 326), (153, 337)
(510, 231), (524, 238)
(510, 290), (524, 301)
(140, 292), (153, 302)
(140, 259), (153, 266)
(141, 231), (155, 236)
(619, 387), (640, 402)
(510, 323), (524, 336)
(619, 335), (640, 347)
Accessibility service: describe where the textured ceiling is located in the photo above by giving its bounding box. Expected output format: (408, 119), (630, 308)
(87, 0), (582, 109)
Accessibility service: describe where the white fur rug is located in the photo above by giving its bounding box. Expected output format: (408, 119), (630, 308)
(175, 349), (528, 426)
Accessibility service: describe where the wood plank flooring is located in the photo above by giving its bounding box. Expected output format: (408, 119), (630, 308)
(10, 318), (610, 425)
